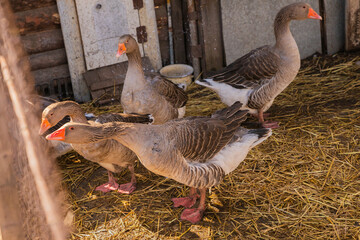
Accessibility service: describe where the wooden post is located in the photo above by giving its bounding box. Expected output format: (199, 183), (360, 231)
(199, 0), (225, 74)
(187, 0), (201, 78)
(139, 0), (163, 70)
(0, 78), (25, 240)
(319, 0), (328, 54)
(170, 0), (187, 64)
(0, 0), (67, 238)
(345, 0), (360, 51)
(57, 0), (90, 102)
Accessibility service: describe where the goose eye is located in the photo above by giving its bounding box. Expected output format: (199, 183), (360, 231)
(50, 113), (54, 116)
(303, 6), (306, 9)
(69, 127), (74, 130)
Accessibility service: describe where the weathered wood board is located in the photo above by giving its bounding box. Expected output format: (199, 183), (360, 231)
(199, 0), (225, 74)
(21, 29), (64, 54)
(15, 5), (60, 35)
(75, 0), (142, 70)
(29, 48), (67, 70)
(75, 0), (161, 71)
(345, 0), (360, 51)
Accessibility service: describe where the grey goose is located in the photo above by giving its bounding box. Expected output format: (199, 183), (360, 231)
(46, 102), (272, 223)
(196, 2), (322, 128)
(39, 101), (153, 194)
(117, 34), (188, 124)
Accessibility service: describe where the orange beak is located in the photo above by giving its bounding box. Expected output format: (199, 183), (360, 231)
(308, 8), (322, 20)
(116, 43), (126, 58)
(39, 118), (51, 135)
(46, 128), (65, 141)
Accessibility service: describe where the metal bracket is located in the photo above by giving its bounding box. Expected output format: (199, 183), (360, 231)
(136, 26), (147, 43)
(133, 0), (143, 9)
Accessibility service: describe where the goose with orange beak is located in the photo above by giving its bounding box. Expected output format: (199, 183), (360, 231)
(46, 102), (272, 224)
(196, 2), (322, 128)
(115, 34), (188, 125)
(40, 101), (153, 194)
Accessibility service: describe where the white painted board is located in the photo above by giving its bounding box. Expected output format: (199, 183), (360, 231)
(75, 0), (144, 70)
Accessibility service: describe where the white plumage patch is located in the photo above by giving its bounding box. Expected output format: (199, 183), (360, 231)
(210, 129), (272, 174)
(98, 162), (116, 172)
(196, 79), (257, 114)
(210, 134), (259, 175)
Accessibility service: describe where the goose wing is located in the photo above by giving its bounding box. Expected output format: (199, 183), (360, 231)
(209, 46), (281, 89)
(96, 113), (153, 124)
(148, 74), (188, 108)
(173, 102), (248, 162)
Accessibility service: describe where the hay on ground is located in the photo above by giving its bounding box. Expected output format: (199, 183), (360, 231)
(59, 52), (360, 239)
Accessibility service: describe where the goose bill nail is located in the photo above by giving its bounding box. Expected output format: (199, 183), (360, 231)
(308, 8), (322, 20)
(116, 43), (126, 57)
(46, 128), (65, 141)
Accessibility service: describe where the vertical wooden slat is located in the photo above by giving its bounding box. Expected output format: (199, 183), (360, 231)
(154, 0), (170, 65)
(187, 0), (201, 78)
(319, 0), (328, 54)
(139, 0), (163, 70)
(345, 0), (360, 51)
(199, 0), (224, 74)
(170, 0), (186, 64)
(57, 0), (90, 102)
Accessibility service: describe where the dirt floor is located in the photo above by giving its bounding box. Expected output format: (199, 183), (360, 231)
(58, 52), (360, 239)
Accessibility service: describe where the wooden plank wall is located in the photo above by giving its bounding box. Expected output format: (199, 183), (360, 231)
(345, 0), (360, 51)
(198, 0), (225, 75)
(154, 0), (171, 65)
(154, 0), (224, 77)
(10, 0), (72, 100)
(154, 0), (187, 66)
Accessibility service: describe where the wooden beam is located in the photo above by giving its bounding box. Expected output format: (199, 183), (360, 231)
(319, 0), (328, 54)
(139, 0), (163, 70)
(21, 29), (64, 54)
(10, 0), (56, 13)
(32, 64), (70, 85)
(171, 0), (186, 64)
(187, 0), (201, 78)
(29, 48), (67, 70)
(15, 5), (61, 35)
(199, 0), (224, 74)
(345, 0), (360, 51)
(57, 0), (90, 102)
(154, 0), (170, 65)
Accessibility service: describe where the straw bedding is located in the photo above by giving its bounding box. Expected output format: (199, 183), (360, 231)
(58, 52), (360, 239)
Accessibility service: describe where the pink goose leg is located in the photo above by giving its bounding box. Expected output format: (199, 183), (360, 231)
(95, 171), (119, 193)
(117, 165), (136, 194)
(172, 187), (200, 208)
(180, 188), (206, 224)
(258, 109), (279, 129)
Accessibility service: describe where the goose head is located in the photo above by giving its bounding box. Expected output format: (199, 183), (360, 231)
(39, 101), (81, 135)
(278, 2), (322, 21)
(45, 122), (102, 144)
(116, 34), (139, 58)
(46, 122), (128, 144)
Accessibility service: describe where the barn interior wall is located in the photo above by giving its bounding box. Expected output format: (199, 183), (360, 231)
(10, 0), (72, 100)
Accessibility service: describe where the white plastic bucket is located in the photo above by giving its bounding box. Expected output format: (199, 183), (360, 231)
(160, 64), (194, 90)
